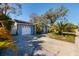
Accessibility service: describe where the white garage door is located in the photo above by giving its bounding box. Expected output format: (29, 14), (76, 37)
(22, 26), (31, 35)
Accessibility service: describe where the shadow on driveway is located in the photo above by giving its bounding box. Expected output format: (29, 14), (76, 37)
(13, 35), (45, 56)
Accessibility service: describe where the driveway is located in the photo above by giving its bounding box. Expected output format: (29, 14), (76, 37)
(12, 34), (79, 56)
(75, 29), (79, 45)
(2, 33), (78, 56)
(37, 37), (79, 56)
(12, 35), (43, 56)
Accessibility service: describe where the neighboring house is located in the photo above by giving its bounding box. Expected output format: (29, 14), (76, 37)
(11, 20), (48, 36)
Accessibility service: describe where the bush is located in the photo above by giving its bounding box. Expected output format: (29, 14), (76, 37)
(0, 14), (13, 31)
(48, 33), (75, 43)
(0, 27), (17, 55)
(0, 27), (13, 47)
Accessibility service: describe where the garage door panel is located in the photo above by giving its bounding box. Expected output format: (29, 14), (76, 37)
(22, 26), (31, 35)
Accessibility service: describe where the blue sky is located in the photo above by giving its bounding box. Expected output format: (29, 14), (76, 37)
(13, 3), (79, 25)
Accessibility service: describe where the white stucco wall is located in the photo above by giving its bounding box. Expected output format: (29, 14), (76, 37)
(12, 22), (32, 35)
(11, 22), (17, 34)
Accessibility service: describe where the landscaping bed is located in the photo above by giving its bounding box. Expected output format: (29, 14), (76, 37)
(48, 33), (76, 43)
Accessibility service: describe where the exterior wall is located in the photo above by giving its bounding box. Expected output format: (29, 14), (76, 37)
(11, 22), (48, 35)
(32, 25), (48, 34)
(11, 22), (17, 35)
(17, 24), (22, 35)
(31, 25), (36, 35)
(17, 24), (33, 35)
(11, 22), (34, 35)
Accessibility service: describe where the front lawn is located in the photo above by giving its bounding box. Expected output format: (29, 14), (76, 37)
(48, 33), (76, 43)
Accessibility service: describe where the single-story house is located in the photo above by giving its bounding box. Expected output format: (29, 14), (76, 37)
(11, 20), (48, 35)
(11, 20), (34, 35)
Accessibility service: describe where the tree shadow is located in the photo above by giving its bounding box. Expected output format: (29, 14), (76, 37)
(13, 35), (46, 56)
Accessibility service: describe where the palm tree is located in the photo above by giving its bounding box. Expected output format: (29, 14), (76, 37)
(56, 21), (68, 35)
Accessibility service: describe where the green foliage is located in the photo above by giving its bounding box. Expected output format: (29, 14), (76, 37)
(43, 6), (68, 25)
(0, 14), (11, 20)
(0, 27), (17, 54)
(48, 33), (75, 43)
(0, 3), (22, 16)
(48, 24), (57, 33)
(0, 3), (22, 31)
(55, 21), (68, 35)
(0, 3), (21, 54)
(64, 23), (77, 32)
(30, 13), (43, 34)
(3, 21), (13, 31)
(0, 14), (13, 31)
(35, 24), (43, 34)
(30, 6), (68, 34)
(48, 21), (76, 43)
(53, 21), (76, 35)
(0, 27), (13, 47)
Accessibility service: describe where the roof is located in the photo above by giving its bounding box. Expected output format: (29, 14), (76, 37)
(14, 20), (27, 23)
(14, 19), (33, 25)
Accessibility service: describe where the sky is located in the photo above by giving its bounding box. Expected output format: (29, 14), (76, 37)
(12, 3), (79, 25)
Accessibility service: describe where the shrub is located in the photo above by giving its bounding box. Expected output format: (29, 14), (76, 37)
(0, 14), (13, 31)
(0, 27), (17, 55)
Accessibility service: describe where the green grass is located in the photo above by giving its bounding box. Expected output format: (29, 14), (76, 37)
(48, 33), (76, 43)
(64, 35), (75, 43)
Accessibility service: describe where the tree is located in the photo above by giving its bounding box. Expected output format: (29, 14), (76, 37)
(0, 3), (22, 31)
(0, 3), (22, 16)
(64, 23), (77, 32)
(55, 21), (77, 35)
(0, 4), (21, 55)
(43, 6), (68, 26)
(0, 14), (13, 31)
(30, 6), (68, 34)
(55, 21), (68, 35)
(30, 13), (43, 34)
(0, 22), (17, 55)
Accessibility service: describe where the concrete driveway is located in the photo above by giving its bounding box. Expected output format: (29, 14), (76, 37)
(36, 37), (79, 56)
(11, 34), (79, 56)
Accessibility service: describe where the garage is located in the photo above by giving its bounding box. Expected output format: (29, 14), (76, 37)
(22, 26), (31, 35)
(11, 20), (33, 35)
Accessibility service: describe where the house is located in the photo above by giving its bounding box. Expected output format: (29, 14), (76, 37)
(11, 20), (48, 36)
(11, 20), (35, 35)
